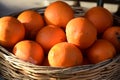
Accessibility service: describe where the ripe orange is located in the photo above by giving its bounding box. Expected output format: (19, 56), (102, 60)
(48, 42), (83, 68)
(13, 40), (44, 65)
(102, 26), (120, 50)
(86, 39), (116, 64)
(66, 17), (97, 49)
(0, 16), (25, 48)
(85, 6), (113, 33)
(36, 25), (66, 53)
(17, 10), (44, 40)
(44, 1), (74, 28)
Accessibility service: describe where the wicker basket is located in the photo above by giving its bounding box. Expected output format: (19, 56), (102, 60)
(0, 6), (120, 80)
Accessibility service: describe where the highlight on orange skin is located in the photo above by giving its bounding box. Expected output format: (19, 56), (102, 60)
(36, 25), (66, 53)
(44, 1), (74, 28)
(0, 16), (25, 48)
(48, 42), (83, 68)
(17, 10), (45, 40)
(13, 40), (44, 65)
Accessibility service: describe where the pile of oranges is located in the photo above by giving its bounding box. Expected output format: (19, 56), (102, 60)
(0, 1), (119, 68)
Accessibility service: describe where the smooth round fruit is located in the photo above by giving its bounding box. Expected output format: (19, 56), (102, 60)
(17, 10), (44, 39)
(102, 26), (120, 50)
(36, 25), (66, 53)
(13, 40), (44, 65)
(44, 1), (74, 28)
(48, 42), (83, 68)
(86, 39), (116, 64)
(66, 17), (97, 49)
(85, 6), (113, 33)
(0, 16), (25, 48)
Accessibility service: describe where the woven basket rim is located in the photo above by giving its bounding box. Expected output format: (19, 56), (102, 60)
(0, 42), (120, 74)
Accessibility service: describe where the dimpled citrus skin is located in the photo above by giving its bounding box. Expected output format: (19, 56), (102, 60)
(36, 25), (66, 53)
(44, 1), (74, 28)
(85, 6), (113, 33)
(66, 17), (97, 49)
(17, 10), (44, 39)
(48, 42), (83, 68)
(0, 16), (25, 48)
(102, 26), (120, 51)
(86, 39), (116, 64)
(13, 40), (44, 65)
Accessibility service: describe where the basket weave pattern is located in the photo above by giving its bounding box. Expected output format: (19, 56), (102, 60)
(0, 7), (120, 80)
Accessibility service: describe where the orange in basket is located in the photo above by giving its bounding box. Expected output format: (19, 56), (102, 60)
(85, 6), (113, 33)
(86, 39), (116, 64)
(36, 25), (66, 53)
(102, 26), (120, 51)
(13, 40), (44, 65)
(17, 10), (45, 40)
(0, 16), (25, 48)
(44, 1), (74, 28)
(48, 42), (83, 68)
(66, 17), (97, 49)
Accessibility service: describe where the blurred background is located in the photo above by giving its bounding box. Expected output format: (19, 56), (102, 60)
(0, 0), (120, 17)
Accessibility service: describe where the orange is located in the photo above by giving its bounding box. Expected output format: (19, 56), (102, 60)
(44, 1), (74, 28)
(36, 25), (66, 53)
(0, 16), (25, 48)
(17, 10), (44, 40)
(86, 39), (116, 64)
(102, 26), (120, 51)
(85, 6), (113, 33)
(66, 17), (97, 49)
(13, 40), (44, 65)
(48, 42), (83, 68)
